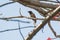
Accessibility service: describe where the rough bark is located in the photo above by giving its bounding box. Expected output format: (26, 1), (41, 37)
(10, 0), (60, 40)
(11, 0), (60, 17)
(25, 6), (60, 40)
(11, 0), (59, 9)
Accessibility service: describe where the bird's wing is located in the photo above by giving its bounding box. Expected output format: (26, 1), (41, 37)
(28, 11), (36, 23)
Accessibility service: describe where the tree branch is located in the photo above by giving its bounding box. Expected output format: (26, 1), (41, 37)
(1, 15), (60, 21)
(48, 21), (60, 38)
(0, 2), (15, 7)
(11, 0), (59, 9)
(0, 26), (34, 33)
(11, 0), (60, 17)
(25, 6), (60, 40)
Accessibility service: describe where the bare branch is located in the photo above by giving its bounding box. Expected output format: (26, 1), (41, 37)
(48, 21), (56, 37)
(48, 21), (60, 38)
(11, 0), (59, 9)
(1, 15), (60, 22)
(0, 26), (34, 33)
(25, 6), (60, 40)
(0, 2), (15, 7)
(11, 0), (60, 17)
(26, 5), (48, 17)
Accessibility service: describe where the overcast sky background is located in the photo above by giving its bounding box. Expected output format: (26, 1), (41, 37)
(0, 0), (60, 40)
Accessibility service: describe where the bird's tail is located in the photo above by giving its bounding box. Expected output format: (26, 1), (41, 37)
(33, 22), (36, 27)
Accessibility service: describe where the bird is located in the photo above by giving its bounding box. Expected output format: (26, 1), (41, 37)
(28, 11), (36, 27)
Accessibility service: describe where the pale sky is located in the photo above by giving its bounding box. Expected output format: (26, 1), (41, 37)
(0, 0), (60, 40)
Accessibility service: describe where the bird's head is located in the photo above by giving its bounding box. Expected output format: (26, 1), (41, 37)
(28, 11), (33, 14)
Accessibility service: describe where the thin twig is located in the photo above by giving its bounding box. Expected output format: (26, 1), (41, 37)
(0, 2), (15, 7)
(0, 26), (34, 33)
(48, 21), (60, 38)
(19, 8), (22, 16)
(0, 18), (30, 23)
(18, 22), (25, 40)
(48, 21), (56, 36)
(1, 15), (60, 21)
(6, 19), (30, 23)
